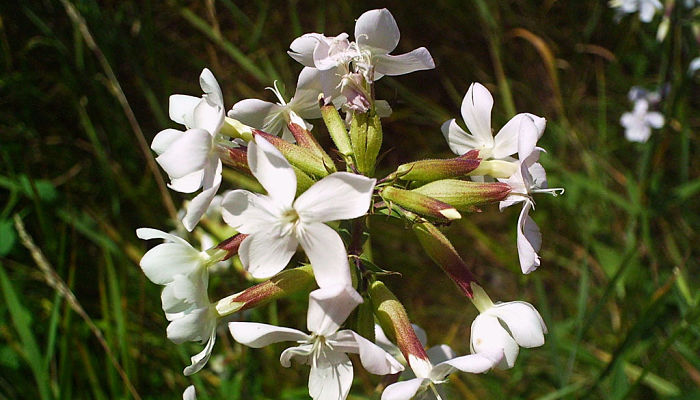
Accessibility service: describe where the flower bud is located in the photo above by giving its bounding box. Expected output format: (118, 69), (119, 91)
(287, 120), (337, 173)
(468, 159), (518, 179)
(350, 111), (369, 173)
(412, 179), (511, 212)
(217, 145), (250, 173)
(214, 233), (249, 261)
(381, 186), (461, 221)
(364, 111), (383, 176)
(412, 221), (476, 298)
(252, 130), (329, 178)
(320, 102), (354, 157)
(369, 281), (431, 377)
(215, 265), (315, 316)
(396, 151), (481, 182)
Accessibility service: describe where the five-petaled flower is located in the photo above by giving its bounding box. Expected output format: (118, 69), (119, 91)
(620, 98), (664, 143)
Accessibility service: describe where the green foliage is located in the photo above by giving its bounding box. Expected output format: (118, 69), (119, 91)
(0, 0), (697, 399)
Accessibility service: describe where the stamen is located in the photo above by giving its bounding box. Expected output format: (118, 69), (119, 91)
(264, 80), (287, 105)
(532, 187), (565, 197)
(429, 382), (444, 400)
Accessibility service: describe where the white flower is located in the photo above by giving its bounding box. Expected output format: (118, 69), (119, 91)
(221, 136), (376, 288)
(621, 98), (664, 143)
(229, 285), (403, 400)
(609, 0), (662, 22)
(688, 57), (700, 75)
(183, 385), (196, 400)
(136, 228), (218, 375)
(469, 283), (547, 369)
(229, 67), (325, 142)
(441, 82), (546, 161)
(498, 117), (563, 274)
(152, 68), (225, 231)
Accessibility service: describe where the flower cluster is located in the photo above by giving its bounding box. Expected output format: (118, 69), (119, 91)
(137, 8), (561, 399)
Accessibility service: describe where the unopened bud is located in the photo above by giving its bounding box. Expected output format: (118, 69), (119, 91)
(468, 159), (518, 179)
(381, 186), (461, 221)
(217, 145), (250, 173)
(253, 130), (329, 178)
(215, 233), (249, 261)
(292, 165), (314, 195)
(350, 112), (369, 174)
(215, 265), (315, 316)
(412, 179), (511, 212)
(364, 111), (383, 176)
(221, 117), (254, 141)
(412, 221), (477, 297)
(287, 119), (337, 173)
(320, 102), (354, 157)
(369, 281), (430, 373)
(396, 151), (481, 182)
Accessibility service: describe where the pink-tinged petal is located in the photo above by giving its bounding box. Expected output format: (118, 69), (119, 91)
(470, 315), (519, 369)
(381, 378), (426, 400)
(306, 285), (363, 336)
(339, 330), (404, 374)
(151, 128), (183, 155)
(517, 202), (541, 274)
(461, 83), (495, 147)
(426, 344), (456, 365)
(228, 99), (282, 131)
(294, 172), (376, 223)
(183, 328), (217, 376)
(288, 33), (325, 67)
(249, 137), (297, 206)
(168, 170), (204, 193)
(182, 168), (222, 232)
(280, 344), (314, 367)
(239, 229), (298, 279)
(169, 95), (200, 126)
(199, 68), (224, 108)
(490, 302), (547, 348)
(139, 242), (202, 285)
(441, 119), (481, 156)
(308, 351), (353, 400)
(228, 322), (308, 348)
(297, 223), (352, 288)
(373, 48), (435, 76)
(645, 112), (664, 128)
(155, 128), (211, 179)
(430, 351), (502, 381)
(183, 385), (196, 400)
(220, 189), (280, 234)
(355, 8), (400, 53)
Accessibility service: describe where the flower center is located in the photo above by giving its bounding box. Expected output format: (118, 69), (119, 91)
(279, 208), (301, 236)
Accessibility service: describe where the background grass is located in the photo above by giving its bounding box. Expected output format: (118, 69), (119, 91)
(1, 0), (698, 399)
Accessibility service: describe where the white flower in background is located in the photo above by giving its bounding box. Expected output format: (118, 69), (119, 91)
(442, 82), (546, 161)
(152, 68), (225, 231)
(381, 350), (502, 400)
(621, 98), (664, 143)
(469, 283), (547, 369)
(609, 0), (663, 22)
(221, 136), (375, 288)
(229, 67), (326, 142)
(136, 228), (219, 375)
(183, 385), (196, 400)
(498, 118), (563, 274)
(229, 285), (404, 400)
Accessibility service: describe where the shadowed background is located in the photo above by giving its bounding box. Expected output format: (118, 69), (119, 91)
(0, 0), (698, 399)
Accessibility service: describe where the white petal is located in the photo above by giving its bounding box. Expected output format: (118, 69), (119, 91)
(228, 322), (308, 348)
(167, 306), (214, 344)
(306, 285), (362, 336)
(381, 378), (426, 400)
(308, 351), (353, 400)
(139, 242), (201, 285)
(490, 302), (547, 347)
(374, 100), (393, 117)
(155, 128), (211, 179)
(199, 68), (224, 108)
(342, 330), (404, 374)
(493, 114), (531, 159)
(151, 128), (183, 155)
(461, 83), (495, 147)
(280, 343), (314, 367)
(355, 8), (400, 53)
(645, 112), (664, 128)
(183, 385), (196, 400)
(625, 125), (651, 143)
(168, 170), (204, 193)
(294, 172), (376, 223)
(373, 48), (435, 76)
(297, 223), (352, 288)
(184, 327), (217, 376)
(239, 229), (298, 279)
(182, 167), (222, 232)
(228, 99), (283, 132)
(220, 189), (280, 234)
(426, 344), (456, 365)
(515, 115), (540, 162)
(192, 99), (224, 135)
(290, 67), (324, 119)
(470, 314), (519, 369)
(288, 33), (325, 67)
(249, 137), (297, 206)
(441, 119), (481, 156)
(169, 95), (200, 126)
(163, 271), (209, 312)
(136, 228), (190, 245)
(517, 203), (541, 274)
(429, 351), (502, 381)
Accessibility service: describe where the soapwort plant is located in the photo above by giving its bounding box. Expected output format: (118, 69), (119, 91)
(137, 8), (563, 400)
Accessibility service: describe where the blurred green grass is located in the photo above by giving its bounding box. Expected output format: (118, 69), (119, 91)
(0, 0), (698, 399)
